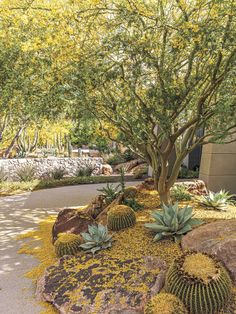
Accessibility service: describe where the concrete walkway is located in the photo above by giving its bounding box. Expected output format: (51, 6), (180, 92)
(0, 182), (137, 314)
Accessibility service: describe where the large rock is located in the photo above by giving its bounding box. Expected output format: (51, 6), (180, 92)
(101, 164), (113, 176)
(114, 159), (145, 173)
(36, 254), (167, 314)
(52, 208), (94, 243)
(182, 219), (236, 283)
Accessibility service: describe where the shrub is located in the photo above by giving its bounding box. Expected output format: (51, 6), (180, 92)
(75, 166), (94, 177)
(106, 154), (125, 165)
(171, 184), (192, 201)
(144, 293), (188, 314)
(0, 167), (7, 182)
(133, 165), (148, 179)
(15, 164), (37, 182)
(80, 224), (113, 254)
(107, 205), (136, 231)
(197, 190), (235, 210)
(144, 203), (203, 242)
(123, 198), (143, 212)
(123, 186), (138, 199)
(97, 183), (120, 205)
(54, 233), (82, 257)
(122, 149), (137, 162)
(178, 165), (199, 179)
(50, 167), (67, 180)
(165, 252), (232, 314)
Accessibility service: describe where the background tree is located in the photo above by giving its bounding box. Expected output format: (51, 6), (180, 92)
(65, 0), (236, 203)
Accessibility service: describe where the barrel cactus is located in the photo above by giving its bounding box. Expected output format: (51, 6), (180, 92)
(165, 252), (232, 314)
(54, 233), (82, 257)
(144, 293), (188, 314)
(123, 186), (138, 199)
(107, 205), (136, 231)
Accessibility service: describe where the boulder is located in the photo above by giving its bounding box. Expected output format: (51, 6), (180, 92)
(114, 159), (145, 173)
(182, 219), (236, 283)
(36, 254), (167, 314)
(102, 164), (113, 176)
(52, 208), (94, 243)
(177, 180), (208, 195)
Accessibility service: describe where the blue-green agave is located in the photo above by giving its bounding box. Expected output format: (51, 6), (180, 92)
(80, 224), (113, 254)
(145, 203), (203, 242)
(197, 190), (235, 211)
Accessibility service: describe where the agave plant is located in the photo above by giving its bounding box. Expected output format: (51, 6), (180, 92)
(80, 224), (113, 254)
(197, 190), (235, 210)
(97, 183), (121, 205)
(144, 203), (203, 242)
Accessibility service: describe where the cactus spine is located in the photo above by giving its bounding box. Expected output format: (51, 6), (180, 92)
(165, 252), (232, 314)
(107, 205), (136, 231)
(54, 233), (82, 257)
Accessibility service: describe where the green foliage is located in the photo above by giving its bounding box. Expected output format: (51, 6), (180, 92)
(15, 164), (37, 182)
(49, 167), (67, 180)
(107, 205), (136, 231)
(119, 166), (126, 193)
(0, 167), (7, 182)
(122, 149), (136, 162)
(171, 184), (192, 201)
(145, 203), (203, 242)
(107, 154), (125, 166)
(97, 183), (120, 205)
(197, 190), (235, 211)
(178, 166), (199, 179)
(54, 233), (82, 258)
(133, 166), (148, 179)
(80, 224), (113, 255)
(123, 198), (144, 212)
(75, 166), (94, 177)
(123, 186), (138, 199)
(165, 252), (232, 314)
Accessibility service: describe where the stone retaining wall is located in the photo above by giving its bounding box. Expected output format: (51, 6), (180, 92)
(0, 157), (103, 180)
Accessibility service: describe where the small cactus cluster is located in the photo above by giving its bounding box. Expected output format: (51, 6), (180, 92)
(144, 293), (188, 314)
(107, 205), (136, 231)
(165, 252), (232, 314)
(54, 233), (82, 257)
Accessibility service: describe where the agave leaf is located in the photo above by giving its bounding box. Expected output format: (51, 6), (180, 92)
(88, 224), (98, 235)
(188, 218), (204, 226)
(90, 246), (101, 254)
(80, 242), (95, 249)
(163, 211), (172, 226)
(151, 211), (165, 224)
(144, 223), (170, 232)
(80, 232), (93, 242)
(176, 224), (192, 235)
(171, 211), (179, 232)
(153, 233), (163, 242)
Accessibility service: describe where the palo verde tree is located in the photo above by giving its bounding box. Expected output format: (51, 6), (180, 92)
(65, 0), (236, 204)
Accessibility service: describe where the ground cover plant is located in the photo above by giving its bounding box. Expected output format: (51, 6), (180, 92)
(17, 184), (236, 314)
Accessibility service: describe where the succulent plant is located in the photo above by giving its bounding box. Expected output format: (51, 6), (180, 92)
(54, 233), (82, 257)
(144, 203), (203, 242)
(197, 190), (235, 210)
(122, 198), (143, 212)
(144, 292), (188, 314)
(80, 224), (113, 254)
(97, 183), (120, 205)
(123, 186), (138, 199)
(165, 252), (232, 314)
(171, 184), (192, 201)
(107, 205), (136, 231)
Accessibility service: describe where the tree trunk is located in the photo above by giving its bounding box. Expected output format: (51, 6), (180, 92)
(159, 189), (171, 205)
(4, 126), (25, 158)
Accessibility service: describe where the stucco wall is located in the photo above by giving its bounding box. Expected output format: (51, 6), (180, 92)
(199, 140), (236, 193)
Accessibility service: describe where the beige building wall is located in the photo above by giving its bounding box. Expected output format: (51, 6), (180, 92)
(199, 140), (236, 193)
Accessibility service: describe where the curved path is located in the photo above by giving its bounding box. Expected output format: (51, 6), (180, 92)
(0, 182), (137, 314)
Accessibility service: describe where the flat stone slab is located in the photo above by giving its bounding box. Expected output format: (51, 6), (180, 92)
(36, 254), (166, 314)
(182, 219), (236, 284)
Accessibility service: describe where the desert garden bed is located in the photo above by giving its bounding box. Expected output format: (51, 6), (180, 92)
(18, 180), (236, 314)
